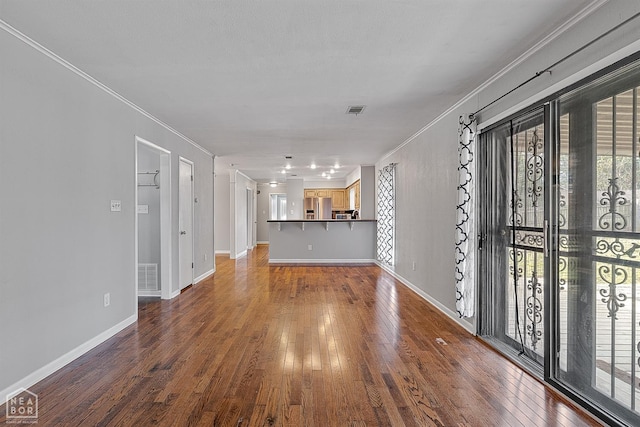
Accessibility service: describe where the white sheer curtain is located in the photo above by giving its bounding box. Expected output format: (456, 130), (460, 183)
(455, 115), (476, 318)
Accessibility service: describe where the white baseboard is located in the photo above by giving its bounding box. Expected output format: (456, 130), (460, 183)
(137, 290), (161, 297)
(170, 289), (181, 298)
(376, 262), (476, 335)
(215, 250), (230, 255)
(269, 259), (376, 264)
(235, 250), (248, 259)
(194, 268), (215, 284)
(0, 314), (137, 401)
(257, 241), (269, 245)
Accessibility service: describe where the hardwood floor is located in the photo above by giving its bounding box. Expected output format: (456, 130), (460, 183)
(1, 245), (599, 426)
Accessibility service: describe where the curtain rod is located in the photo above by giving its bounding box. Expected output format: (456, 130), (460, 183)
(470, 10), (640, 119)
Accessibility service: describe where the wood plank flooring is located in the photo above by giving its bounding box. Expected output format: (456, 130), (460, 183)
(1, 245), (600, 426)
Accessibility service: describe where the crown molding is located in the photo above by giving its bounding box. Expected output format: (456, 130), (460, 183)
(378, 0), (609, 163)
(0, 19), (212, 157)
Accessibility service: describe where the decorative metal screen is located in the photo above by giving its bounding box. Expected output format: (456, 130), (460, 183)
(478, 107), (546, 367)
(559, 83), (640, 416)
(377, 164), (396, 266)
(506, 114), (546, 359)
(477, 55), (640, 426)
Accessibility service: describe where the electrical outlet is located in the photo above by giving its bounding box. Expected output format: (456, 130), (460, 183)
(412, 261), (416, 271)
(104, 293), (110, 307)
(204, 253), (207, 261)
(308, 244), (313, 251)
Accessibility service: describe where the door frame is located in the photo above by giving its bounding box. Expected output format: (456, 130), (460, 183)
(135, 136), (172, 301)
(246, 187), (254, 250)
(178, 156), (195, 290)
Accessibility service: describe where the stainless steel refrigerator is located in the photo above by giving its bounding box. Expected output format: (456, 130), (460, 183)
(303, 197), (332, 219)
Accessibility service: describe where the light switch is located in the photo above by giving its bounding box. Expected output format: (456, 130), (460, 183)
(137, 205), (149, 214)
(110, 200), (122, 212)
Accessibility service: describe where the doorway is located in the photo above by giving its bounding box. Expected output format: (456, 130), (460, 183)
(270, 193), (287, 220)
(478, 59), (640, 425)
(179, 157), (194, 290)
(135, 137), (171, 301)
(478, 107), (547, 368)
(246, 188), (253, 250)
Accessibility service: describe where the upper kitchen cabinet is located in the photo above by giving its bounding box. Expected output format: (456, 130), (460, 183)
(347, 180), (360, 210)
(304, 188), (332, 198)
(330, 189), (346, 210)
(304, 187), (347, 210)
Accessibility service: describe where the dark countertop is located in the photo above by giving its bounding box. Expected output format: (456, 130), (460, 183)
(267, 219), (377, 222)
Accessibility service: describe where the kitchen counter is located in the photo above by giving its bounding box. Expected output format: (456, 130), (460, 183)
(267, 219), (377, 263)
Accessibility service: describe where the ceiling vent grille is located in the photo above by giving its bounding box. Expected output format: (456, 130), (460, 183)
(346, 105), (366, 115)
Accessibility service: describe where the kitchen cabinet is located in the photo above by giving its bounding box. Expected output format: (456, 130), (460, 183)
(304, 187), (348, 210)
(346, 180), (360, 210)
(330, 189), (346, 209)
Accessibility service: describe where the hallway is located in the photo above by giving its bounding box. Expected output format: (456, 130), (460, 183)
(1, 246), (598, 426)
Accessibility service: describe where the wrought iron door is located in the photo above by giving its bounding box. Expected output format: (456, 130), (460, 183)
(479, 107), (547, 366)
(480, 60), (640, 425)
(555, 67), (640, 424)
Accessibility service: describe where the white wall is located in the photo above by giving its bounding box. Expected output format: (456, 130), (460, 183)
(0, 27), (214, 396)
(286, 178), (304, 220)
(360, 165), (375, 219)
(375, 0), (640, 330)
(304, 180), (346, 189)
(257, 183), (287, 243)
(345, 167), (361, 187)
(214, 170), (230, 253)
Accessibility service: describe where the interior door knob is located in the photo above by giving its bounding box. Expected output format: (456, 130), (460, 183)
(180, 231), (186, 235)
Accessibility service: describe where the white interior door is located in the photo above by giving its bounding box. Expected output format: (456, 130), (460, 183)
(179, 158), (194, 290)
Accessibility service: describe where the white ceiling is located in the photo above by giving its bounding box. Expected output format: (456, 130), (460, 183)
(0, 0), (596, 182)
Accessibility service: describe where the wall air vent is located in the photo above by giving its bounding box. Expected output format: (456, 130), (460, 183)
(138, 263), (158, 291)
(346, 105), (366, 115)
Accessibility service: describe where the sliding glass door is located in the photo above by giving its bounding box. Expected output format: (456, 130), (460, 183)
(556, 64), (640, 424)
(479, 58), (640, 425)
(478, 108), (547, 366)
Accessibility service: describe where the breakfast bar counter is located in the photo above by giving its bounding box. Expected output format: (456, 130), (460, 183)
(267, 219), (377, 263)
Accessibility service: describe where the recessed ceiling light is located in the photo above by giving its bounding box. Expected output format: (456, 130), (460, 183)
(321, 172), (326, 177)
(269, 182), (277, 187)
(326, 175), (331, 179)
(310, 163), (316, 169)
(346, 105), (366, 115)
(281, 169), (286, 174)
(285, 164), (291, 170)
(330, 169), (336, 174)
(334, 163), (340, 169)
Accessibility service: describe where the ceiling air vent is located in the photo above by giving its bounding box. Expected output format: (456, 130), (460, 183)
(346, 105), (366, 115)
